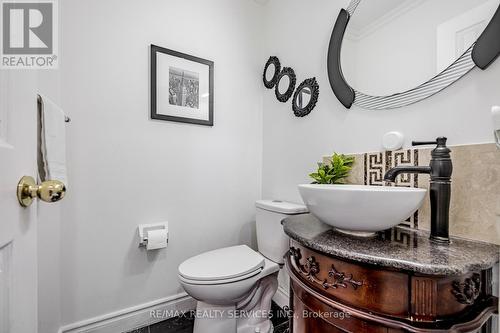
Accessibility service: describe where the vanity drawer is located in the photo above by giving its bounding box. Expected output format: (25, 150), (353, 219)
(287, 241), (409, 318)
(292, 281), (404, 333)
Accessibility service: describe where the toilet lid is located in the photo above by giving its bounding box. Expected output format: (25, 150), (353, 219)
(256, 200), (308, 214)
(178, 245), (265, 282)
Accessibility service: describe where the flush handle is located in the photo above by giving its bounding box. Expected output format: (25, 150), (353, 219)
(17, 176), (66, 207)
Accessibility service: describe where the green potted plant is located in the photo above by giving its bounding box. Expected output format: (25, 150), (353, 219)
(309, 153), (354, 184)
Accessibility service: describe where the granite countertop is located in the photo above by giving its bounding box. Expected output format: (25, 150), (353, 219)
(282, 214), (500, 276)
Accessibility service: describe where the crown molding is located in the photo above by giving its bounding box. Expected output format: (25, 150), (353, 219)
(346, 0), (427, 41)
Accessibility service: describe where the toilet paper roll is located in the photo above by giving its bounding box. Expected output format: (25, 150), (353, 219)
(146, 229), (168, 250)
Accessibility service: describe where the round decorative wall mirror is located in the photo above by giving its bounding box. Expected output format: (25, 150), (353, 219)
(296, 87), (311, 109)
(328, 0), (500, 110)
(263, 56), (281, 89)
(275, 67), (296, 102)
(293, 78), (319, 117)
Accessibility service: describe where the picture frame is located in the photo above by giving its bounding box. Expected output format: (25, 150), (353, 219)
(151, 44), (214, 126)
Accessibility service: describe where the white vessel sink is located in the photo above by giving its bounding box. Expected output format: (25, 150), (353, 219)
(298, 184), (427, 236)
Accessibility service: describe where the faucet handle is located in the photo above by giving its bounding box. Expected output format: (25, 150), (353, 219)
(412, 140), (437, 146)
(412, 137), (448, 147)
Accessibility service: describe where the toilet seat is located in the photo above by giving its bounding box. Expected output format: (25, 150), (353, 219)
(178, 257), (279, 306)
(178, 245), (265, 283)
(179, 267), (263, 286)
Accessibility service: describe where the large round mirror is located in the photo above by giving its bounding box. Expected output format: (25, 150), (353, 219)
(329, 0), (500, 109)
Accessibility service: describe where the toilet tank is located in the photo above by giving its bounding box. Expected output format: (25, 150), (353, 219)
(255, 200), (308, 264)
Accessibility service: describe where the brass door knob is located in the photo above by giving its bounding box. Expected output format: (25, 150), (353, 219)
(17, 176), (66, 207)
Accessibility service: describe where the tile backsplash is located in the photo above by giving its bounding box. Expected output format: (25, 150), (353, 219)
(364, 149), (420, 228)
(323, 143), (500, 244)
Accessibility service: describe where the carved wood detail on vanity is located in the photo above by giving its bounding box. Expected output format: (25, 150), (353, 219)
(288, 247), (363, 290)
(326, 264), (363, 290)
(287, 241), (498, 332)
(451, 273), (481, 305)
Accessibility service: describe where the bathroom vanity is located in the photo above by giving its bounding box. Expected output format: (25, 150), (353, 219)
(283, 214), (499, 332)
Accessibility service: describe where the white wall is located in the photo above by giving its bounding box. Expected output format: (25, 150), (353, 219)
(57, 0), (264, 326)
(262, 0), (500, 203)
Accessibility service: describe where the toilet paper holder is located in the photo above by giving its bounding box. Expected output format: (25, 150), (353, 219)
(138, 223), (168, 248)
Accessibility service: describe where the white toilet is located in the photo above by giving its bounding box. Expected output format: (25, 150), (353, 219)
(178, 200), (307, 333)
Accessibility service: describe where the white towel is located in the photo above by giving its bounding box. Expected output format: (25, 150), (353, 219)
(39, 94), (68, 186)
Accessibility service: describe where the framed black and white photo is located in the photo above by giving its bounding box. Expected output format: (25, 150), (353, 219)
(151, 44), (214, 126)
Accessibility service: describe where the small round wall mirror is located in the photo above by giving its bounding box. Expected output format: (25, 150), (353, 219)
(263, 56), (281, 89)
(328, 0), (500, 110)
(275, 67), (296, 102)
(293, 78), (319, 117)
(296, 87), (312, 109)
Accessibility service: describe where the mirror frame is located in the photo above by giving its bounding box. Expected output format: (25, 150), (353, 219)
(275, 67), (297, 103)
(293, 77), (319, 117)
(328, 0), (500, 110)
(263, 56), (281, 89)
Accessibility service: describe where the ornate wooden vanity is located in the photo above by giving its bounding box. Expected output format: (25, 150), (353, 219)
(283, 215), (499, 333)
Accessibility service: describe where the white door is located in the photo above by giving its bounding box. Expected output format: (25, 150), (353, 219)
(0, 69), (40, 332)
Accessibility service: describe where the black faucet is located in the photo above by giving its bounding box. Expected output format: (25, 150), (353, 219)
(384, 137), (452, 243)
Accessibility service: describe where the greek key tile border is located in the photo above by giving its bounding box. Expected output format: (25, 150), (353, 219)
(364, 149), (419, 228)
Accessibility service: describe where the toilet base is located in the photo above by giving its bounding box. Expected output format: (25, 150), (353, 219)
(192, 274), (278, 333)
(192, 302), (274, 333)
(193, 303), (236, 333)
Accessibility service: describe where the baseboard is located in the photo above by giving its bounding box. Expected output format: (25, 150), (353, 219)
(272, 286), (289, 309)
(59, 293), (196, 333)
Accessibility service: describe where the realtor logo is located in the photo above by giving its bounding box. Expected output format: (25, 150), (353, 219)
(1, 0), (58, 69)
